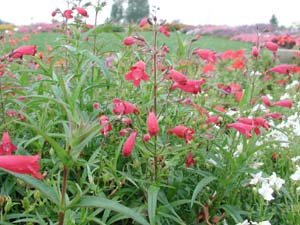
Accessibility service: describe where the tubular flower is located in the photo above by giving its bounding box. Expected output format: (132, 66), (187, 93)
(261, 96), (272, 107)
(0, 132), (17, 155)
(99, 115), (112, 136)
(237, 117), (270, 130)
(265, 113), (283, 120)
(76, 7), (88, 17)
(167, 69), (188, 85)
(252, 46), (259, 57)
(168, 125), (195, 144)
(226, 123), (254, 139)
(123, 36), (135, 46)
(159, 26), (170, 37)
(125, 61), (149, 87)
(171, 79), (206, 94)
(272, 100), (293, 108)
(147, 112), (159, 137)
(193, 49), (217, 64)
(0, 154), (43, 179)
(186, 151), (196, 167)
(265, 41), (278, 52)
(112, 99), (139, 115)
(122, 131), (137, 157)
(63, 9), (73, 19)
(139, 18), (148, 27)
(11, 45), (37, 59)
(268, 64), (299, 75)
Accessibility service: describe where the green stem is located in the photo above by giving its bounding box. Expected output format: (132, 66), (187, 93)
(153, 23), (158, 182)
(0, 78), (6, 124)
(58, 166), (68, 225)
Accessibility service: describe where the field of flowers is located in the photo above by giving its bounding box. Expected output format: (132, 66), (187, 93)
(0, 2), (300, 225)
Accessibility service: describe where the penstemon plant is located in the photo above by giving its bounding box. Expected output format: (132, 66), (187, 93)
(0, 1), (300, 225)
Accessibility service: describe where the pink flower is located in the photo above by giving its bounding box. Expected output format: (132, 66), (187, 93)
(159, 26), (170, 37)
(265, 113), (283, 120)
(119, 129), (129, 136)
(202, 64), (215, 73)
(171, 79), (206, 94)
(122, 131), (137, 157)
(268, 64), (297, 75)
(226, 122), (253, 139)
(143, 133), (151, 142)
(11, 45), (37, 59)
(121, 118), (132, 126)
(112, 99), (139, 115)
(186, 151), (196, 167)
(63, 9), (73, 19)
(76, 7), (88, 17)
(205, 115), (220, 125)
(0, 132), (17, 155)
(168, 125), (195, 144)
(139, 18), (148, 27)
(237, 117), (270, 130)
(265, 41), (278, 52)
(51, 10), (57, 17)
(252, 46), (259, 57)
(168, 69), (188, 85)
(125, 61), (149, 87)
(0, 154), (43, 179)
(272, 100), (293, 108)
(261, 96), (272, 107)
(147, 112), (159, 137)
(193, 49), (217, 64)
(123, 36), (135, 46)
(99, 115), (112, 136)
(93, 102), (100, 109)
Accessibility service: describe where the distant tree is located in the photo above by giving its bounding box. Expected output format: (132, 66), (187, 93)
(125, 0), (149, 23)
(110, 0), (124, 23)
(270, 14), (278, 27)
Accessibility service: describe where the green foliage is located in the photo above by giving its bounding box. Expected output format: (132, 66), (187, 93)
(110, 0), (124, 23)
(270, 14), (279, 27)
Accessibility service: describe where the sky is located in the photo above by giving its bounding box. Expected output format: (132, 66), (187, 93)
(0, 0), (300, 27)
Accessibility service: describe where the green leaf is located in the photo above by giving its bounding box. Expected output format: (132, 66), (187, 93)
(221, 205), (244, 223)
(175, 32), (185, 58)
(0, 169), (59, 204)
(191, 176), (216, 208)
(77, 196), (150, 225)
(148, 185), (160, 225)
(13, 121), (71, 167)
(238, 85), (251, 109)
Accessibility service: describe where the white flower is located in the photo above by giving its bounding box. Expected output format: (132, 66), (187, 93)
(258, 182), (274, 201)
(290, 165), (300, 181)
(236, 220), (250, 225)
(251, 162), (264, 169)
(250, 171), (265, 185)
(251, 220), (272, 225)
(280, 93), (290, 100)
(291, 156), (300, 162)
(267, 172), (285, 191)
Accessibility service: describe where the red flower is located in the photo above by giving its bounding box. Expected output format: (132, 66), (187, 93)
(226, 122), (254, 139)
(202, 64), (215, 73)
(99, 115), (112, 136)
(51, 10), (57, 17)
(0, 154), (43, 179)
(265, 113), (283, 120)
(261, 96), (271, 107)
(139, 18), (148, 27)
(125, 61), (149, 87)
(123, 36), (135, 46)
(171, 79), (206, 94)
(206, 115), (220, 125)
(231, 58), (245, 70)
(76, 7), (88, 17)
(147, 112), (159, 137)
(0, 132), (17, 155)
(193, 49), (217, 64)
(168, 69), (188, 85)
(237, 117), (270, 130)
(168, 125), (195, 144)
(272, 100), (293, 108)
(11, 45), (37, 59)
(63, 9), (73, 19)
(268, 64), (297, 75)
(159, 26), (170, 37)
(93, 102), (100, 109)
(252, 46), (259, 57)
(186, 151), (196, 167)
(265, 41), (278, 52)
(112, 99), (139, 115)
(143, 133), (151, 142)
(122, 131), (137, 157)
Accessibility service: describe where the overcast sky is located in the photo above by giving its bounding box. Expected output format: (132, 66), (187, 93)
(0, 0), (300, 27)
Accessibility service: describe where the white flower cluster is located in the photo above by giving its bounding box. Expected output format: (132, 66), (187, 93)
(290, 165), (300, 181)
(236, 220), (271, 225)
(249, 171), (285, 201)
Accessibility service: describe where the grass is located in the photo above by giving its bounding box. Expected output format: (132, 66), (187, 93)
(20, 31), (252, 53)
